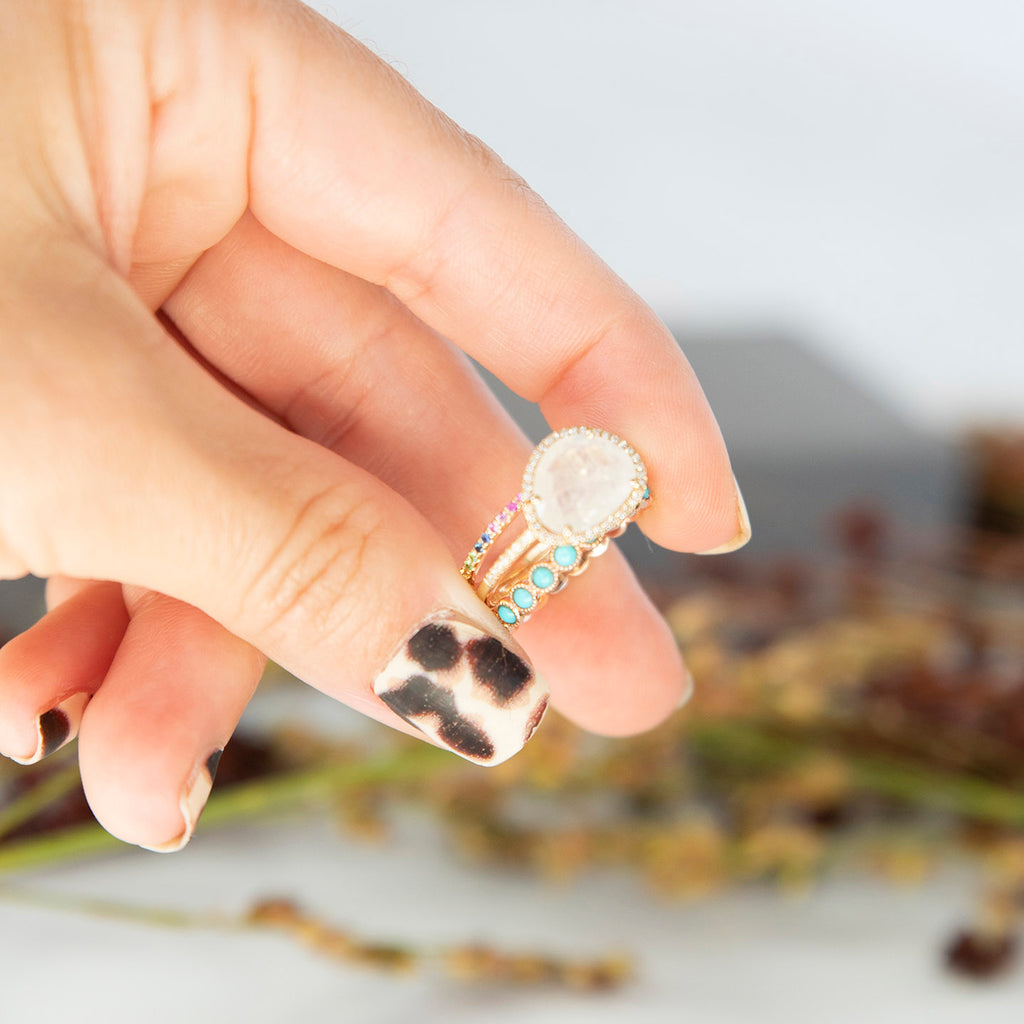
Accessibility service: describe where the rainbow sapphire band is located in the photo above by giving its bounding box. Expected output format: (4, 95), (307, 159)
(462, 426), (650, 629)
(460, 491), (526, 583)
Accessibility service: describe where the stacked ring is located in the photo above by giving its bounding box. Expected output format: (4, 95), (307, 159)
(462, 426), (651, 629)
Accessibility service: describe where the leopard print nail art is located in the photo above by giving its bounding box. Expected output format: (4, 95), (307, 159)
(373, 613), (549, 766)
(9, 692), (90, 766)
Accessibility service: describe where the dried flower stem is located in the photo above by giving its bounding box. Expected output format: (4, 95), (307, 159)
(3, 720), (1023, 880)
(0, 886), (632, 989)
(688, 720), (1024, 827)
(0, 743), (449, 875)
(0, 759), (82, 841)
(0, 883), (234, 930)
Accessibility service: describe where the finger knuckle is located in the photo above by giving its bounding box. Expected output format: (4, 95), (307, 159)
(243, 482), (381, 645)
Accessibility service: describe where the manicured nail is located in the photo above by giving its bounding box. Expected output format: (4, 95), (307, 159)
(140, 748), (222, 853)
(696, 475), (751, 555)
(373, 611), (549, 766)
(676, 669), (696, 709)
(9, 692), (90, 765)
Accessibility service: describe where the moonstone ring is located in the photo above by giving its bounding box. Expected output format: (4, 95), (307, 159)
(461, 427), (650, 629)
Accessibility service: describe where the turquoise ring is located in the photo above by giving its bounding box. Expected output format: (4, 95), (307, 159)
(460, 426), (650, 629)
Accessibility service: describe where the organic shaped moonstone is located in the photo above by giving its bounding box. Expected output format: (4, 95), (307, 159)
(531, 434), (638, 536)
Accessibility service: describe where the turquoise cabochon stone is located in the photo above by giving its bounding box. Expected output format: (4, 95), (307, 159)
(531, 565), (555, 588)
(553, 545), (577, 567)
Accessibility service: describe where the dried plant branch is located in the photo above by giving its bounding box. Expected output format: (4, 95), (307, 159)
(0, 744), (449, 875)
(687, 720), (1024, 828)
(0, 760), (82, 841)
(0, 885), (632, 989)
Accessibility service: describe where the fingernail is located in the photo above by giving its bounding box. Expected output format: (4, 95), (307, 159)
(696, 475), (751, 555)
(9, 692), (90, 765)
(373, 610), (549, 767)
(676, 669), (696, 709)
(140, 748), (222, 853)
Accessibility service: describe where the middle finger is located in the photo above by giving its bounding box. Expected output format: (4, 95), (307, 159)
(164, 213), (688, 736)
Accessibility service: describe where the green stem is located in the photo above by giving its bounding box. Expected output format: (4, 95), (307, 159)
(0, 743), (451, 876)
(0, 761), (83, 841)
(687, 720), (1024, 827)
(4, 719), (1024, 879)
(0, 883), (235, 929)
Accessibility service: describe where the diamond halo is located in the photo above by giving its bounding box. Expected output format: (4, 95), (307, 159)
(460, 425), (651, 629)
(520, 426), (648, 548)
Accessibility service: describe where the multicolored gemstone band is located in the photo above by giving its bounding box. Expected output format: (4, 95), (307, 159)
(461, 426), (651, 630)
(460, 492), (525, 582)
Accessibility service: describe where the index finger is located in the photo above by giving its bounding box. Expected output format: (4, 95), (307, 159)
(240, 5), (747, 554)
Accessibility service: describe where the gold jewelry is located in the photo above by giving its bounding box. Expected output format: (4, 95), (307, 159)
(462, 426), (650, 628)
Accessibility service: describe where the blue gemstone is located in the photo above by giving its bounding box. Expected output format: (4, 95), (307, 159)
(497, 605), (518, 625)
(482, 533), (491, 542)
(553, 545), (577, 567)
(473, 542), (483, 552)
(531, 565), (555, 589)
(512, 587), (534, 609)
(642, 487), (650, 500)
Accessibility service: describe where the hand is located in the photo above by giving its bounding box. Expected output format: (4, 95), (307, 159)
(0, 0), (748, 850)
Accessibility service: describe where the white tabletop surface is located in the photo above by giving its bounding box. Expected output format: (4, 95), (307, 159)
(3, 683), (1023, 1023)
(1, 809), (1021, 1024)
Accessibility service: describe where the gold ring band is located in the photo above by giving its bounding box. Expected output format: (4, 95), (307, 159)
(462, 426), (650, 629)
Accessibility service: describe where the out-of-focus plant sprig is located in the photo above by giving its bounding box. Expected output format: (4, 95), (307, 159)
(1, 428), (1023, 984)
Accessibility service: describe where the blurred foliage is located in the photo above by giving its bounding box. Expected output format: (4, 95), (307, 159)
(1, 428), (1024, 985)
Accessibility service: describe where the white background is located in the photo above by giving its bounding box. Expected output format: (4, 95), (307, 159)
(312, 0), (1024, 431)
(3, 808), (1022, 1024)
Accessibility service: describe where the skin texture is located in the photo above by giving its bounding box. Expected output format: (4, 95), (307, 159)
(0, 0), (747, 850)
